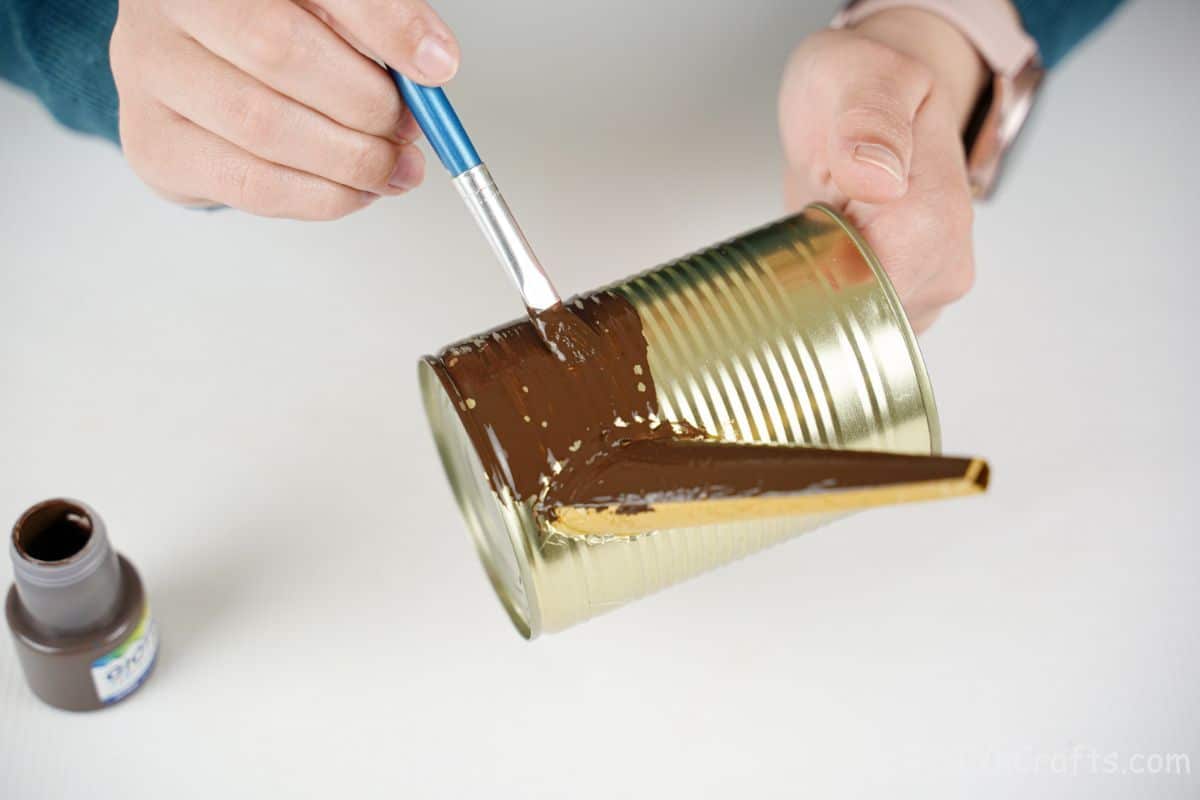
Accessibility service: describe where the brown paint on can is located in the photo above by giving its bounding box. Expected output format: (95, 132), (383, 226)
(545, 438), (987, 515)
(425, 292), (985, 528)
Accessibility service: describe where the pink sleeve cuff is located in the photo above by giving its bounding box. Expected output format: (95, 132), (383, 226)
(832, 0), (1040, 76)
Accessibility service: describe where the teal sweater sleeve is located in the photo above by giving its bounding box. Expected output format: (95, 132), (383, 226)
(0, 0), (1129, 146)
(1011, 0), (1128, 68)
(1, 0), (119, 145)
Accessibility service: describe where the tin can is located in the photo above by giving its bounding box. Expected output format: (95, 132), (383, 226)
(419, 204), (940, 637)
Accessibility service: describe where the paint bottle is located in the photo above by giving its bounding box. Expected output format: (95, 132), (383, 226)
(5, 499), (157, 711)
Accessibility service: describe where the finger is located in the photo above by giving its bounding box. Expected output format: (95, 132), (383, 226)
(315, 0), (460, 84)
(148, 37), (425, 194)
(902, 97), (976, 312)
(129, 106), (378, 220)
(908, 308), (942, 334)
(825, 41), (932, 204)
(784, 167), (848, 216)
(850, 96), (976, 324)
(289, 0), (420, 142)
(163, 0), (413, 140)
(778, 35), (841, 204)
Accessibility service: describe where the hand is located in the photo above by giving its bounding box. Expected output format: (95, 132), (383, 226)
(111, 0), (461, 219)
(779, 8), (990, 331)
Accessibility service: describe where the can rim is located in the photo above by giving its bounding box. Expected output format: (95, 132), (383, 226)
(808, 203), (942, 454)
(417, 357), (540, 639)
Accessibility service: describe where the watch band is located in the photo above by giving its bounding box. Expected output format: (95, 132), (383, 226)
(832, 0), (1045, 198)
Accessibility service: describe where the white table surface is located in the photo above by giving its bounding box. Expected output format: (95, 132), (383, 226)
(2, 1), (1198, 797)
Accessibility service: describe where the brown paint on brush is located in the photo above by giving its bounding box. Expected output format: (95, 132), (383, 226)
(426, 292), (987, 533)
(530, 302), (600, 366)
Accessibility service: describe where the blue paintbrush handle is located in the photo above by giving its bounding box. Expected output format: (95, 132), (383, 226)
(387, 67), (561, 312)
(389, 69), (481, 177)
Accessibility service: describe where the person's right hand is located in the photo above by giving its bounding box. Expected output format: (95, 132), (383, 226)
(111, 0), (461, 219)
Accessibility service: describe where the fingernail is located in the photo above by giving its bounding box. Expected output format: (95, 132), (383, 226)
(853, 142), (905, 184)
(414, 36), (458, 83)
(387, 147), (425, 190)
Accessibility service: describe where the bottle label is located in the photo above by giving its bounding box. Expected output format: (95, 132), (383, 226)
(91, 606), (159, 704)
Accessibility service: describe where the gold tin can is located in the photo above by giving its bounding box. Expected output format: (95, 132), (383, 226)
(419, 204), (940, 637)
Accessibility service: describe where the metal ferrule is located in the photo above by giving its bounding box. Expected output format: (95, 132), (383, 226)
(452, 164), (560, 313)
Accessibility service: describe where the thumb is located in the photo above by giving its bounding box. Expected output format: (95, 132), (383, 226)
(827, 64), (930, 203)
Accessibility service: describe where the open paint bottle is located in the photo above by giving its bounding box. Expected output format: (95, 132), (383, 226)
(5, 499), (157, 711)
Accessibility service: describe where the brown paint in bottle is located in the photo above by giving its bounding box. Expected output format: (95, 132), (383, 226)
(5, 499), (157, 711)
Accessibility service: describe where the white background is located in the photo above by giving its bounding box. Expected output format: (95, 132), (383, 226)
(2, 0), (1198, 797)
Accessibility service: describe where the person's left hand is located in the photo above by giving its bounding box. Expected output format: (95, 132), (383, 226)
(778, 7), (990, 331)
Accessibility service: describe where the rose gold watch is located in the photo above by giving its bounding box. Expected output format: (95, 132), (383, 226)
(833, 0), (1045, 198)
